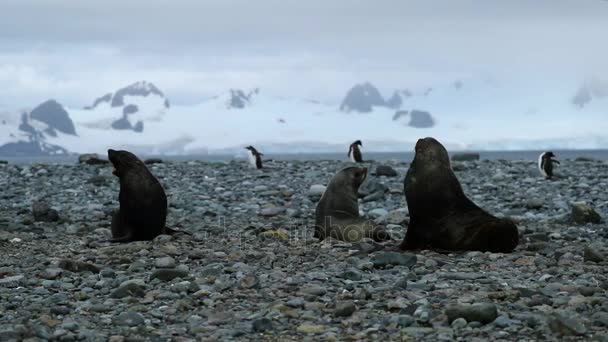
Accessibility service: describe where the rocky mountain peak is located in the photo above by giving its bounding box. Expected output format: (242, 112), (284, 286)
(226, 88), (260, 109)
(84, 81), (170, 110)
(340, 82), (386, 113)
(29, 99), (77, 136)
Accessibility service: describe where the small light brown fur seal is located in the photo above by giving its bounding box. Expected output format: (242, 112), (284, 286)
(315, 166), (390, 242)
(108, 149), (169, 242)
(400, 138), (519, 252)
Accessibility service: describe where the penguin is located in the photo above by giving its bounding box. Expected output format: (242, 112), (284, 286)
(245, 145), (263, 169)
(348, 140), (363, 163)
(538, 151), (559, 179)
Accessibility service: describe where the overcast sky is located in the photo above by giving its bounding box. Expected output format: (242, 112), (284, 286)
(1, 0), (607, 107)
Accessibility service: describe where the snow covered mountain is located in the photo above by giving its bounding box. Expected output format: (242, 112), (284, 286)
(1, 78), (607, 157)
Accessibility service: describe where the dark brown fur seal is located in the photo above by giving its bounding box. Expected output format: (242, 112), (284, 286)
(315, 166), (390, 242)
(108, 149), (169, 242)
(400, 138), (519, 252)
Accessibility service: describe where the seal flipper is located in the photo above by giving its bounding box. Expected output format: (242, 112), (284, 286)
(164, 227), (192, 236)
(110, 210), (136, 243)
(400, 220), (428, 250)
(110, 233), (135, 243)
(476, 219), (519, 253)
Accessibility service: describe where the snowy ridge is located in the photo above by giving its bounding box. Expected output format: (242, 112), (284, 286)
(0, 78), (607, 156)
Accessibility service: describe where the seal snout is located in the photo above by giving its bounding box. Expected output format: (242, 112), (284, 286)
(107, 149), (119, 176)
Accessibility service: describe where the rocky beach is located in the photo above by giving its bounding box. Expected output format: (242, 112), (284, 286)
(0, 157), (607, 341)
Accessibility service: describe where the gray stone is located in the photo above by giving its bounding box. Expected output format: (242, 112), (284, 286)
(583, 245), (604, 263)
(150, 268), (189, 281)
(58, 259), (100, 273)
(592, 312), (608, 327)
(334, 301), (357, 317)
(78, 153), (109, 165)
(445, 303), (498, 325)
(110, 279), (146, 298)
(259, 207), (286, 217)
(385, 209), (409, 225)
(32, 200), (59, 222)
(547, 311), (587, 336)
(368, 208), (388, 219)
(451, 317), (467, 329)
(155, 256), (177, 268)
(300, 285), (327, 296)
(494, 315), (517, 328)
(371, 252), (417, 268)
(286, 298), (305, 308)
(451, 153), (480, 162)
(239, 275), (260, 290)
(252, 318), (273, 332)
(375, 165), (398, 177)
(307, 185), (326, 198)
(526, 198), (545, 210)
(571, 202), (602, 224)
(340, 269), (363, 281)
(112, 312), (145, 327)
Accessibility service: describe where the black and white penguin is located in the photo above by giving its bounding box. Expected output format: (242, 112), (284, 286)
(348, 140), (363, 163)
(538, 151), (559, 179)
(245, 145), (263, 169)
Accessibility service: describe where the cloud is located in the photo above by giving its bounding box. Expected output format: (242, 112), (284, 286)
(0, 0), (607, 107)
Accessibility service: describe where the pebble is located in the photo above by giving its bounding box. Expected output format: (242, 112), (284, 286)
(334, 301), (357, 317)
(308, 184), (326, 198)
(548, 311), (587, 336)
(0, 159), (606, 340)
(155, 256), (177, 268)
(445, 303), (498, 324)
(112, 312), (145, 327)
(150, 268), (189, 281)
(252, 318), (273, 333)
(371, 252), (417, 268)
(583, 245), (604, 263)
(571, 202), (602, 224)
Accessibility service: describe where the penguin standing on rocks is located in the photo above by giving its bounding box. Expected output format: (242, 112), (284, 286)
(538, 151), (559, 179)
(245, 145), (263, 169)
(348, 140), (363, 163)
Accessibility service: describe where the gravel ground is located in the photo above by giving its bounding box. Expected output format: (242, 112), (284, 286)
(1, 158), (607, 341)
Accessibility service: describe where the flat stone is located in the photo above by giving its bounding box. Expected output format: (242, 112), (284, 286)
(371, 252), (417, 268)
(110, 280), (146, 298)
(58, 259), (100, 273)
(451, 153), (480, 162)
(252, 318), (273, 332)
(307, 185), (326, 198)
(155, 256), (177, 268)
(571, 202), (602, 224)
(334, 301), (357, 317)
(296, 324), (326, 334)
(445, 303), (498, 325)
(150, 268), (189, 281)
(375, 165), (398, 177)
(112, 312), (145, 327)
(300, 285), (327, 296)
(259, 207), (286, 217)
(547, 311), (587, 336)
(583, 245), (604, 263)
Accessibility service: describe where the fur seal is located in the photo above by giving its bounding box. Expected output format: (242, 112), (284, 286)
(400, 137), (519, 252)
(108, 149), (169, 242)
(538, 151), (559, 179)
(348, 140), (363, 163)
(314, 166), (390, 242)
(245, 145), (263, 169)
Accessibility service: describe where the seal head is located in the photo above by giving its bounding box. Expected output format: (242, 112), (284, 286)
(315, 166), (390, 242)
